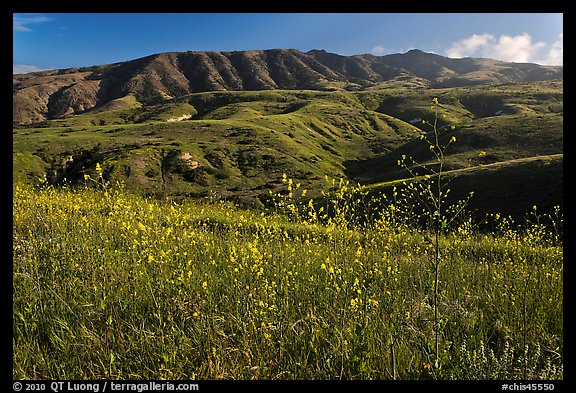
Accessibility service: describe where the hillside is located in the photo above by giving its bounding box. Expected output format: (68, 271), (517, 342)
(13, 49), (562, 124)
(12, 49), (563, 220)
(13, 79), (562, 219)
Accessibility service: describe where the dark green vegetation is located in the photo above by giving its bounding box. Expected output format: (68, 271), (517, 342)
(14, 78), (563, 220)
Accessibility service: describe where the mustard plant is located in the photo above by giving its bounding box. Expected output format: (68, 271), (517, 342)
(397, 97), (472, 374)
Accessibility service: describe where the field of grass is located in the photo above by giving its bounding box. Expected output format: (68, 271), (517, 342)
(13, 178), (563, 380)
(12, 82), (563, 380)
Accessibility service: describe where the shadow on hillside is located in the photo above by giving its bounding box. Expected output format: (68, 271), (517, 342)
(351, 155), (563, 223)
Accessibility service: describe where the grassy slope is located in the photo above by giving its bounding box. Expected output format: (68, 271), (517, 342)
(363, 154), (563, 222)
(13, 89), (421, 202)
(347, 81), (563, 218)
(13, 80), (562, 216)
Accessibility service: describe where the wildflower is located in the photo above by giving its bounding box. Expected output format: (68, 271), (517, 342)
(350, 298), (358, 310)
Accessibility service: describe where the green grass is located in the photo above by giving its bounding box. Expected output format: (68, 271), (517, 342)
(13, 180), (562, 379)
(13, 80), (562, 218)
(12, 88), (423, 202)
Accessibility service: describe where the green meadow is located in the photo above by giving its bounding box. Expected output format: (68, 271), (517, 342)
(13, 177), (562, 379)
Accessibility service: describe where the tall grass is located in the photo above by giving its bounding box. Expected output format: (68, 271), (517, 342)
(13, 177), (562, 380)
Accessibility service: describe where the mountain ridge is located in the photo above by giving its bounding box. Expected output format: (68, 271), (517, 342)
(13, 48), (563, 124)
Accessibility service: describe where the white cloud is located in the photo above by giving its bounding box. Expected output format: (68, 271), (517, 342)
(446, 34), (494, 58)
(493, 33), (546, 63)
(446, 33), (563, 65)
(538, 33), (563, 66)
(13, 15), (52, 32)
(371, 45), (386, 55)
(13, 64), (47, 74)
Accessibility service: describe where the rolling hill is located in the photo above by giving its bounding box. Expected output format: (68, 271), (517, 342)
(12, 49), (563, 220)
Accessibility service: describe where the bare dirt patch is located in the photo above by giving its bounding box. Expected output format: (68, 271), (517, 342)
(167, 114), (192, 122)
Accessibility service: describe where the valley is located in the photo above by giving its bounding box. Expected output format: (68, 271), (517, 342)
(13, 74), (563, 219)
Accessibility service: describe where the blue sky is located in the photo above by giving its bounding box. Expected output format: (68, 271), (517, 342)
(13, 13), (563, 74)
